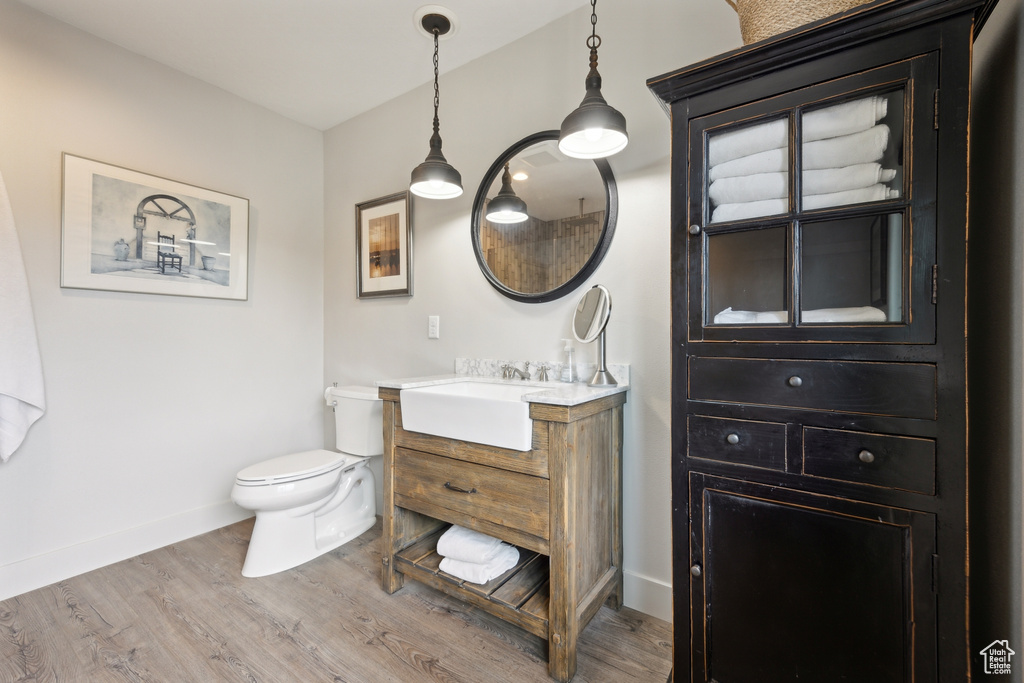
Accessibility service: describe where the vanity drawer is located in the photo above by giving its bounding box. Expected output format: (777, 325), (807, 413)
(687, 415), (787, 471)
(689, 356), (936, 419)
(394, 448), (549, 542)
(803, 427), (936, 494)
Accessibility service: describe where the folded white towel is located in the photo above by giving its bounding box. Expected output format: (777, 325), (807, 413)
(803, 184), (900, 210)
(714, 306), (887, 324)
(707, 96), (888, 166)
(436, 524), (504, 564)
(710, 125), (891, 180)
(708, 164), (897, 205)
(711, 184), (900, 222)
(801, 306), (888, 323)
(0, 170), (46, 462)
(439, 543), (520, 585)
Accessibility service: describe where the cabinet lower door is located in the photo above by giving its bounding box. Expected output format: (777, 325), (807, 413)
(688, 474), (936, 682)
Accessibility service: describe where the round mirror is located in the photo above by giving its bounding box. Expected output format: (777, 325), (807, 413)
(573, 284), (611, 343)
(471, 131), (617, 303)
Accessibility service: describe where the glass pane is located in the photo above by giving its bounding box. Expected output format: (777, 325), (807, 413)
(799, 90), (905, 211)
(800, 215), (904, 323)
(707, 116), (790, 223)
(708, 227), (788, 325)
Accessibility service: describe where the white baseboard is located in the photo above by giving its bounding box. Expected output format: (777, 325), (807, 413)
(0, 501), (253, 602)
(623, 568), (673, 623)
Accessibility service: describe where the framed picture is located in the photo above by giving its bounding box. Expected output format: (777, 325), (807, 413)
(356, 191), (413, 298)
(60, 153), (249, 300)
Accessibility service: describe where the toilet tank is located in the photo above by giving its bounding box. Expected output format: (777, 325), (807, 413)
(325, 385), (383, 456)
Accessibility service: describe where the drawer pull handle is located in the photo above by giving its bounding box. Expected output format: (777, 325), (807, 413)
(726, 433), (740, 445)
(858, 449), (876, 464)
(787, 375), (803, 387)
(688, 223), (701, 235)
(444, 482), (477, 494)
(690, 564), (702, 578)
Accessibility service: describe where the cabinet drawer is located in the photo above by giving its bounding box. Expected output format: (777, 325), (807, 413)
(689, 357), (936, 419)
(394, 448), (549, 541)
(803, 427), (936, 494)
(687, 415), (787, 471)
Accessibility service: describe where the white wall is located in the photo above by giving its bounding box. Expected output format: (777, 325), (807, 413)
(323, 0), (742, 621)
(0, 0), (325, 600)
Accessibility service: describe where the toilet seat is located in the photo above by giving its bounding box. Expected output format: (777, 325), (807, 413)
(235, 449), (356, 486)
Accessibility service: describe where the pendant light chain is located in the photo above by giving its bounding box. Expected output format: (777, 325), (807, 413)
(588, 0), (601, 51)
(432, 28), (441, 132)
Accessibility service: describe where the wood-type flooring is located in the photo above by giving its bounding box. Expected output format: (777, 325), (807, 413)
(1, 518), (672, 682)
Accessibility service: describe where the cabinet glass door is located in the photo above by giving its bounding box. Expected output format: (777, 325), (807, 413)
(690, 56), (936, 343)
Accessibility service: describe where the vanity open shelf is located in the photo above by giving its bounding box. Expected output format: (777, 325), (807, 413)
(377, 380), (627, 683)
(394, 525), (550, 637)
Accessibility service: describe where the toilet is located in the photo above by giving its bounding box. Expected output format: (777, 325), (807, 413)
(230, 385), (383, 577)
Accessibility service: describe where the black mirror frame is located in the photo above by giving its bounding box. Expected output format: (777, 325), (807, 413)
(470, 130), (618, 304)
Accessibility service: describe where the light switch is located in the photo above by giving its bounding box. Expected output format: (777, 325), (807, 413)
(428, 315), (440, 339)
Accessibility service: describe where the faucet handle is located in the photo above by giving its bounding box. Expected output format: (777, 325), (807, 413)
(537, 364), (550, 381)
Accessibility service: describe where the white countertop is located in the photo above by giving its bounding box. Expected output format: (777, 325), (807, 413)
(376, 374), (629, 407)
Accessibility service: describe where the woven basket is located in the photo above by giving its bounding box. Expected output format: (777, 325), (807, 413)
(724, 0), (874, 44)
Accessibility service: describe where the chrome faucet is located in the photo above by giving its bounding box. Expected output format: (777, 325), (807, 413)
(502, 361), (531, 380)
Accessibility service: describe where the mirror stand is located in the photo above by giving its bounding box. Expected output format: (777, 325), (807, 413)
(589, 329), (617, 387)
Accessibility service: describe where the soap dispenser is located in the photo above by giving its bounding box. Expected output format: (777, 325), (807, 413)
(561, 339), (579, 383)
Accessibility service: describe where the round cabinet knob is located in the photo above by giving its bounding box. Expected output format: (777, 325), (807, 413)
(690, 564), (702, 578)
(787, 376), (803, 387)
(726, 433), (740, 445)
(858, 449), (876, 464)
(688, 224), (701, 235)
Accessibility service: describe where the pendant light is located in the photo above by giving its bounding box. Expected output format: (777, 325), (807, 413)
(558, 0), (628, 159)
(485, 164), (529, 224)
(410, 13), (463, 199)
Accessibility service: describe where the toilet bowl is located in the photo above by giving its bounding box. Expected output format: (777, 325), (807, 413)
(230, 385), (383, 577)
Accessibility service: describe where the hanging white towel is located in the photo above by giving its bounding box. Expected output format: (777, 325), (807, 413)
(708, 163), (897, 206)
(439, 543), (520, 585)
(707, 96), (888, 166)
(709, 125), (891, 180)
(436, 524), (505, 564)
(0, 170), (45, 462)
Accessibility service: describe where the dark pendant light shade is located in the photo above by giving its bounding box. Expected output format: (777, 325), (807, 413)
(558, 0), (628, 159)
(485, 164), (529, 224)
(410, 13), (463, 200)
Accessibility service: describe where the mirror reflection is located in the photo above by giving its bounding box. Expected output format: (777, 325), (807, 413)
(471, 131), (617, 303)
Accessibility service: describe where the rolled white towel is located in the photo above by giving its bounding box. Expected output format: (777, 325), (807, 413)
(437, 524), (504, 564)
(711, 184), (899, 222)
(708, 163), (897, 205)
(710, 125), (891, 180)
(707, 96), (888, 166)
(439, 543), (520, 585)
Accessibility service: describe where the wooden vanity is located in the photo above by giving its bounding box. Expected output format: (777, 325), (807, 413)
(378, 379), (626, 682)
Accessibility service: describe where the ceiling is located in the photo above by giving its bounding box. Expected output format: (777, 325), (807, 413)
(14, 0), (590, 131)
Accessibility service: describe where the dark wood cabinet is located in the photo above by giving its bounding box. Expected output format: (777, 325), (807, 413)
(648, 1), (997, 680)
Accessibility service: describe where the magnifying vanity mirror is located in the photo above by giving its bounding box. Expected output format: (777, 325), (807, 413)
(471, 130), (618, 303)
(573, 284), (616, 386)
